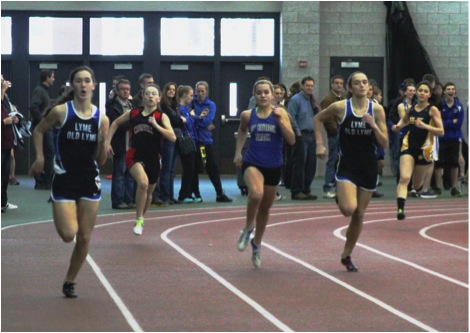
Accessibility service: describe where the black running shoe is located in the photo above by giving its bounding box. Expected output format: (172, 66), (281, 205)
(62, 282), (78, 298)
(341, 256), (358, 272)
(216, 193), (233, 203)
(397, 209), (406, 220)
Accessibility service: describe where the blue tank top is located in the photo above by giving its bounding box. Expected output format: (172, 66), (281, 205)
(243, 108), (283, 168)
(53, 101), (101, 175)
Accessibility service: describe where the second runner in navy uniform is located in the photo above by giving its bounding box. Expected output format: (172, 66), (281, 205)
(314, 71), (388, 272)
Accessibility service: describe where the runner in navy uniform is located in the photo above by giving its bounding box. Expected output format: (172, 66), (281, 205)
(106, 84), (176, 236)
(234, 80), (295, 268)
(314, 72), (388, 271)
(392, 81), (444, 220)
(30, 66), (109, 298)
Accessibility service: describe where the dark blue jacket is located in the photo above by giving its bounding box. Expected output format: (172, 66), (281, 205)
(440, 98), (464, 141)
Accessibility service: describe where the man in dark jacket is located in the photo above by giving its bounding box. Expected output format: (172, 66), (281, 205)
(106, 79), (135, 209)
(29, 70), (55, 189)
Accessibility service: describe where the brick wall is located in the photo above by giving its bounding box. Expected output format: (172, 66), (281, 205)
(280, 1), (468, 177)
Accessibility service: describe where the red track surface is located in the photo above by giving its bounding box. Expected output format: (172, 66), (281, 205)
(2, 200), (468, 331)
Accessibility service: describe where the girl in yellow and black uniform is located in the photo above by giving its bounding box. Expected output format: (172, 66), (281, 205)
(392, 81), (444, 220)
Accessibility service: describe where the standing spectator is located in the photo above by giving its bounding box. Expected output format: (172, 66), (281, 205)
(282, 81), (301, 189)
(434, 82), (464, 197)
(392, 81), (444, 220)
(1, 75), (19, 212)
(370, 85), (385, 198)
(153, 82), (183, 205)
(29, 69), (55, 190)
(193, 81), (232, 203)
(132, 73), (155, 109)
(106, 79), (135, 209)
(287, 76), (319, 200)
(105, 74), (127, 110)
(273, 83), (288, 106)
(106, 84), (176, 236)
(319, 75), (346, 199)
(314, 71), (388, 271)
(234, 80), (295, 268)
(29, 66), (109, 298)
(176, 85), (201, 203)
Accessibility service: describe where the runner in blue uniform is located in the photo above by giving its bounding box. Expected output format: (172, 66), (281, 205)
(30, 66), (109, 298)
(314, 71), (388, 271)
(234, 80), (295, 268)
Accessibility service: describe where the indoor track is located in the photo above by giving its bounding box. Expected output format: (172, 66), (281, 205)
(2, 199), (468, 331)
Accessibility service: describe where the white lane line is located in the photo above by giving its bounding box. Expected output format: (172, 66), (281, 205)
(419, 220), (468, 252)
(86, 254), (143, 332)
(161, 219), (294, 333)
(332, 213), (468, 288)
(2, 220), (143, 332)
(261, 242), (438, 332)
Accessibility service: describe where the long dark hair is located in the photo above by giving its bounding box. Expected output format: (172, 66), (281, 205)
(44, 66), (96, 116)
(160, 82), (178, 110)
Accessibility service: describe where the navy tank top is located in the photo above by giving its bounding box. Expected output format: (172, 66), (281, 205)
(53, 101), (101, 176)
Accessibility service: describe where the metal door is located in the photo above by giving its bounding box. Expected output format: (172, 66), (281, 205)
(330, 57), (384, 94)
(89, 61), (143, 109)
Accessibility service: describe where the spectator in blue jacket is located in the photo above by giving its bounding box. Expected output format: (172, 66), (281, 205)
(434, 82), (464, 197)
(193, 81), (232, 203)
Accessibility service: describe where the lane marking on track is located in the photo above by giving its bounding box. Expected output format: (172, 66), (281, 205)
(3, 203), (466, 332)
(161, 213), (442, 332)
(419, 220), (468, 252)
(261, 242), (438, 332)
(86, 254), (143, 332)
(332, 214), (468, 288)
(161, 219), (294, 332)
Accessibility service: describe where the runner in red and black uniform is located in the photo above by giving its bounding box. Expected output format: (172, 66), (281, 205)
(106, 84), (176, 236)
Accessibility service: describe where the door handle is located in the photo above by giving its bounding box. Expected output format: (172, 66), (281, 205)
(221, 114), (239, 125)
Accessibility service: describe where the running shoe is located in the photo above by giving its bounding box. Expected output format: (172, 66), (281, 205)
(237, 227), (254, 251)
(420, 190), (437, 199)
(451, 187), (463, 197)
(193, 197), (203, 203)
(251, 238), (261, 268)
(409, 189), (419, 198)
(3, 202), (18, 210)
(341, 256), (358, 272)
(397, 209), (406, 220)
(62, 281), (78, 298)
(274, 192), (284, 201)
(323, 191), (336, 199)
(133, 217), (144, 236)
(216, 193), (233, 202)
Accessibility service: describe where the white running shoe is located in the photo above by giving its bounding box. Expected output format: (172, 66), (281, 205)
(323, 192), (336, 199)
(237, 227), (254, 251)
(251, 239), (261, 268)
(5, 202), (18, 210)
(133, 218), (144, 236)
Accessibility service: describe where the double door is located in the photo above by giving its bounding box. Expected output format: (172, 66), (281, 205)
(160, 61), (274, 174)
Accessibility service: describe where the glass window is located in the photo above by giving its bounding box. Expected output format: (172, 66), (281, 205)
(90, 18), (144, 55)
(29, 17), (82, 55)
(221, 18), (275, 56)
(161, 18), (214, 56)
(1, 17), (12, 55)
